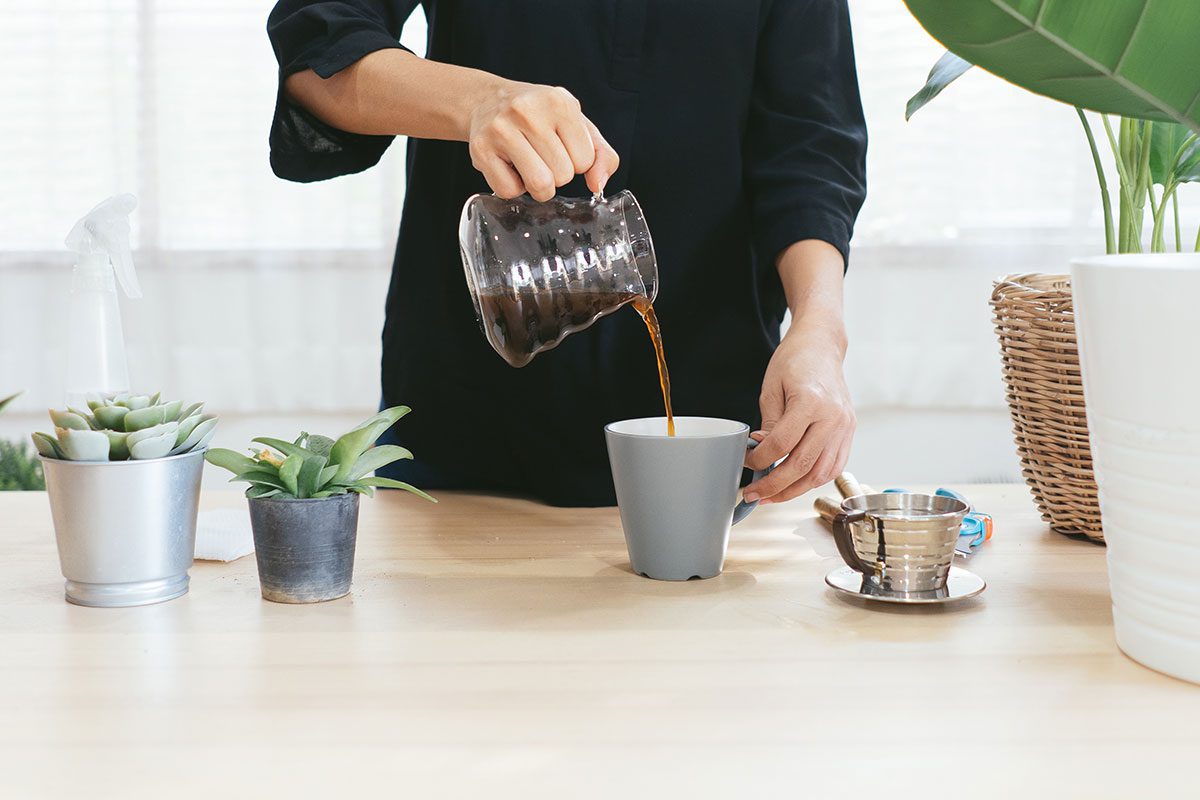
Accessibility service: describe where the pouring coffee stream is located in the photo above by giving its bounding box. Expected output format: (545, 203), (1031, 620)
(469, 288), (676, 437)
(631, 296), (675, 437)
(460, 190), (675, 436)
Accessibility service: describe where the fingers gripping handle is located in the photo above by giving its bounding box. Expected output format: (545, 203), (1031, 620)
(733, 438), (773, 525)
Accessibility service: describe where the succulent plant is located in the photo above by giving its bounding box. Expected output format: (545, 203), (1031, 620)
(204, 405), (435, 503)
(31, 392), (217, 462)
(1, 392), (45, 490)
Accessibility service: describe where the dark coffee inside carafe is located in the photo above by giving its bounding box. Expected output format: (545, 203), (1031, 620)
(476, 288), (675, 436)
(477, 288), (636, 367)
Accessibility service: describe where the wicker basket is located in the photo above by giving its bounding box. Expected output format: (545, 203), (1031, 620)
(990, 273), (1104, 542)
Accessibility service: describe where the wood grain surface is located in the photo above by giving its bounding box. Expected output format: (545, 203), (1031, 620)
(1, 486), (1196, 798)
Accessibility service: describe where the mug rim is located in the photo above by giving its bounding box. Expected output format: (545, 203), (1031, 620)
(605, 417), (749, 440)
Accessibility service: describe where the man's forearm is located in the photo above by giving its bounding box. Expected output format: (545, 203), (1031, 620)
(282, 48), (619, 199)
(284, 49), (507, 141)
(776, 239), (848, 356)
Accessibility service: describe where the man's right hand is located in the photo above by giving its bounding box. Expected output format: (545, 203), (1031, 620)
(467, 83), (619, 201)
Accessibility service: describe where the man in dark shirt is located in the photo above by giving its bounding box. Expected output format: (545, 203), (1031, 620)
(268, 0), (867, 507)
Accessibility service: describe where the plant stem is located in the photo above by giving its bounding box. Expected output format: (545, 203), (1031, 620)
(1119, 117), (1133, 167)
(1173, 192), (1182, 252)
(1150, 182), (1174, 253)
(1103, 116), (1136, 253)
(1134, 121), (1153, 252)
(1149, 184), (1162, 253)
(1076, 108), (1115, 254)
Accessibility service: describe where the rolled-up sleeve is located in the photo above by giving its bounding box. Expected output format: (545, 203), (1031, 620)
(745, 0), (867, 271)
(267, 0), (420, 182)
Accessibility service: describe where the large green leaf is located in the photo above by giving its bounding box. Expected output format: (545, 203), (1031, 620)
(1149, 123), (1200, 184)
(903, 0), (1200, 133)
(0, 392), (19, 415)
(906, 52), (973, 120)
(329, 406), (411, 483)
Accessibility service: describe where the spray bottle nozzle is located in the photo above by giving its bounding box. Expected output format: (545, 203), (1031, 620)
(64, 193), (142, 299)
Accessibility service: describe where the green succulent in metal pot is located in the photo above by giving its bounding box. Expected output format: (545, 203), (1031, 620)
(204, 405), (436, 503)
(31, 392), (217, 462)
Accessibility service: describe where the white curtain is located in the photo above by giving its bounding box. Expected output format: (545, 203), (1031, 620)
(1, 1), (426, 413)
(1, 0), (1195, 416)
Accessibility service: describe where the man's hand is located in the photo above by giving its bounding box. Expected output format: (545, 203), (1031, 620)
(284, 50), (618, 200)
(744, 240), (853, 504)
(468, 83), (619, 200)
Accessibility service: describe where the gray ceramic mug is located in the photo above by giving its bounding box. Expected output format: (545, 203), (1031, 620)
(605, 417), (771, 581)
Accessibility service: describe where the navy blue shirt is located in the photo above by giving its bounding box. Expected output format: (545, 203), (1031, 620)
(267, 0), (867, 506)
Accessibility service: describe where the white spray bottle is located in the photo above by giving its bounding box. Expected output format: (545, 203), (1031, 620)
(63, 194), (142, 406)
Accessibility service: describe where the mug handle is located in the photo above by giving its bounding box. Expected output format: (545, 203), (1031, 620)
(830, 509), (877, 575)
(732, 438), (774, 525)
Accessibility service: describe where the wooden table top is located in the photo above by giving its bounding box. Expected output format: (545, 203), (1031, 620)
(2, 486), (1197, 797)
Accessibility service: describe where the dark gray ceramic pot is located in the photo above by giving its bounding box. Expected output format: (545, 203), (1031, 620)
(247, 492), (361, 603)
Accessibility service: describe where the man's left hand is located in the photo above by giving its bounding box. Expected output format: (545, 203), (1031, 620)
(744, 322), (854, 504)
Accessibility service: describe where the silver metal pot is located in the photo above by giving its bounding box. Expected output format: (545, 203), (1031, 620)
(41, 450), (205, 607)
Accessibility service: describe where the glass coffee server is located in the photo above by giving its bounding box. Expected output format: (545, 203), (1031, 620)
(458, 191), (657, 368)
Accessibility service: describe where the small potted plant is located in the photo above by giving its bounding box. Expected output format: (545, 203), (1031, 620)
(1, 392), (45, 490)
(32, 392), (217, 607)
(204, 405), (435, 604)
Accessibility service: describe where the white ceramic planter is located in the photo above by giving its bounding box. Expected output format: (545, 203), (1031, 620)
(1072, 253), (1200, 684)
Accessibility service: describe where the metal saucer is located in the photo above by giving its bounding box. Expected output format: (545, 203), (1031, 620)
(825, 565), (986, 605)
